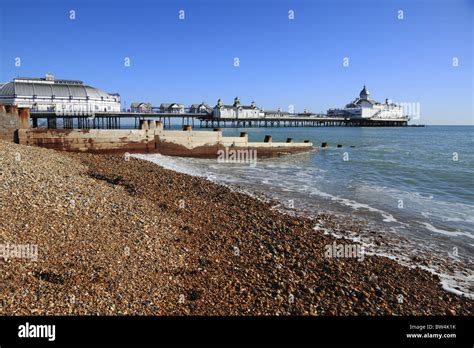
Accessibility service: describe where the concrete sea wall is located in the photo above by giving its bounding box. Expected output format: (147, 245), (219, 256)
(0, 104), (30, 142)
(2, 107), (313, 157)
(18, 127), (312, 158)
(18, 128), (156, 154)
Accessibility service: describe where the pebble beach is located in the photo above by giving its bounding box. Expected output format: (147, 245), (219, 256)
(0, 140), (472, 315)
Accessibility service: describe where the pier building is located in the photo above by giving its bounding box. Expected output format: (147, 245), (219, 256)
(160, 103), (185, 114)
(264, 108), (292, 118)
(213, 97), (264, 119)
(0, 74), (120, 113)
(131, 102), (153, 113)
(190, 103), (212, 114)
(327, 86), (404, 119)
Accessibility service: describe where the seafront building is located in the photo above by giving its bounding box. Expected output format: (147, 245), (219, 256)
(327, 86), (404, 119)
(213, 97), (265, 119)
(190, 103), (213, 114)
(263, 108), (292, 118)
(130, 102), (153, 113)
(160, 103), (185, 114)
(0, 75), (408, 128)
(0, 74), (120, 113)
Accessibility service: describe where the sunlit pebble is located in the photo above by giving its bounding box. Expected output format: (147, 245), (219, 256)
(0, 143), (469, 315)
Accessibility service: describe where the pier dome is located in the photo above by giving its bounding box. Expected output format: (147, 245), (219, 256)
(359, 85), (370, 100)
(0, 79), (115, 100)
(0, 74), (120, 113)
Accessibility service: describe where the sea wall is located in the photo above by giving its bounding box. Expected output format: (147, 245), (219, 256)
(17, 128), (156, 154)
(12, 111), (313, 157)
(19, 127), (312, 157)
(19, 129), (312, 158)
(154, 130), (313, 157)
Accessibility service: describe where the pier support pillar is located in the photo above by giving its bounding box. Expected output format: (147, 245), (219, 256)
(139, 120), (149, 130)
(18, 108), (30, 129)
(47, 117), (57, 129)
(148, 120), (156, 130)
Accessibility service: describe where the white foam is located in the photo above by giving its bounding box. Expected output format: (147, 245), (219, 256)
(306, 186), (400, 223)
(132, 153), (204, 178)
(420, 222), (474, 240)
(422, 211), (474, 224)
(360, 185), (474, 225)
(318, 223), (474, 299)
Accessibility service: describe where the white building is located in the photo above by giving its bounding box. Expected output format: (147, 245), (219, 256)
(213, 97), (264, 119)
(264, 108), (292, 118)
(160, 103), (185, 114)
(327, 86), (405, 119)
(190, 102), (212, 114)
(130, 102), (153, 113)
(0, 74), (120, 114)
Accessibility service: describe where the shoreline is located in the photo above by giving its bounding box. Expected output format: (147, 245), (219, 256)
(1, 140), (472, 315)
(134, 153), (474, 300)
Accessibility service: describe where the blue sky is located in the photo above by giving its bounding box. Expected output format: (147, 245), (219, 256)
(1, 0), (472, 124)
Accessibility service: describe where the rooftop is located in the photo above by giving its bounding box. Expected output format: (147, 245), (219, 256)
(0, 75), (119, 100)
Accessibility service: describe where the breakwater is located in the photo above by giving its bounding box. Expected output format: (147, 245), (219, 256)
(0, 106), (312, 157)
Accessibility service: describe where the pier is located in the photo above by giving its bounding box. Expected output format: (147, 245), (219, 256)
(29, 111), (409, 129)
(29, 111), (208, 129)
(197, 116), (409, 128)
(2, 77), (411, 130)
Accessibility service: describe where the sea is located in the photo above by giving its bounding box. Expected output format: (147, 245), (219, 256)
(133, 125), (474, 298)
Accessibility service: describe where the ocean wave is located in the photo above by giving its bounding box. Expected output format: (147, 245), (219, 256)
(132, 154), (205, 178)
(420, 222), (474, 240)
